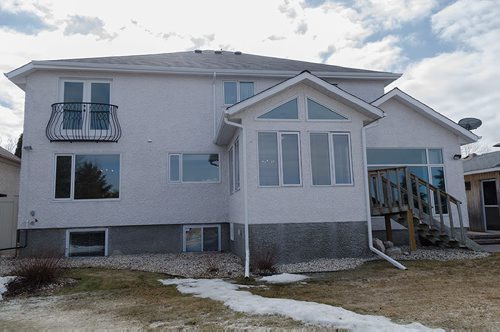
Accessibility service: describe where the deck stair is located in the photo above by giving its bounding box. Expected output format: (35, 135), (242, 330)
(368, 167), (483, 252)
(467, 232), (500, 245)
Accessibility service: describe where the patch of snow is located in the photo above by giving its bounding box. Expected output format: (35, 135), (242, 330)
(260, 273), (309, 284)
(160, 278), (442, 331)
(0, 276), (16, 300)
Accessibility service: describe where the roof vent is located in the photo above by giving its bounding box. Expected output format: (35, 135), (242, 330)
(214, 50), (222, 55)
(194, 50), (202, 54)
(234, 51), (242, 55)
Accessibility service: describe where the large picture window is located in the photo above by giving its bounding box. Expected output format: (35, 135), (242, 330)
(310, 132), (353, 185)
(55, 154), (120, 200)
(169, 153), (220, 183)
(367, 148), (446, 213)
(258, 132), (301, 186)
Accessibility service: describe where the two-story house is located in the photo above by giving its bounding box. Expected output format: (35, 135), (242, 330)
(6, 50), (478, 275)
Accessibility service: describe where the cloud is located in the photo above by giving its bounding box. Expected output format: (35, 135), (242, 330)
(319, 45), (335, 63)
(189, 34), (215, 50)
(267, 35), (286, 41)
(394, 0), (500, 147)
(279, 0), (298, 19)
(0, 5), (54, 35)
(64, 15), (117, 41)
(295, 21), (308, 34)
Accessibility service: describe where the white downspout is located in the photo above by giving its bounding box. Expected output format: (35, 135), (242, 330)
(212, 72), (217, 138)
(362, 120), (407, 270)
(224, 116), (250, 278)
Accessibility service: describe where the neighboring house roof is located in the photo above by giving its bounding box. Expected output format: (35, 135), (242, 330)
(463, 151), (500, 175)
(5, 50), (401, 90)
(371, 88), (478, 145)
(215, 71), (385, 145)
(0, 146), (21, 165)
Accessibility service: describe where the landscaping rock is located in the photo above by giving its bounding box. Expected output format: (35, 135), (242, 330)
(373, 238), (385, 253)
(385, 247), (403, 257)
(383, 241), (394, 249)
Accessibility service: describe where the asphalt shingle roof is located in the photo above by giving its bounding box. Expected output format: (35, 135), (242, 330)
(463, 151), (500, 172)
(0, 146), (20, 164)
(47, 50), (395, 74)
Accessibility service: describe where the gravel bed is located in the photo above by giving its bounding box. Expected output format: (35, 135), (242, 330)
(65, 252), (244, 278)
(277, 247), (490, 274)
(0, 247), (490, 278)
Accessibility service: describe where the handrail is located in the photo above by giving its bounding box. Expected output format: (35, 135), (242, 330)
(46, 102), (121, 142)
(368, 166), (467, 245)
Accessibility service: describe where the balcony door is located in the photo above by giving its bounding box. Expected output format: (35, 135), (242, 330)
(481, 179), (500, 231)
(61, 80), (111, 131)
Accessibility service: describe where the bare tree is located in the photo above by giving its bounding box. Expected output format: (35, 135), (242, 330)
(461, 141), (492, 157)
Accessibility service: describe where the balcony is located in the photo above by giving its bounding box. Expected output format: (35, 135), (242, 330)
(46, 102), (121, 142)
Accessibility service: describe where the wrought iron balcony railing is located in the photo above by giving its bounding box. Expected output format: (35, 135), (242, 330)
(46, 102), (121, 142)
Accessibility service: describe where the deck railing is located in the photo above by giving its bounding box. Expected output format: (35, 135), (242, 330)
(46, 102), (121, 142)
(368, 166), (467, 245)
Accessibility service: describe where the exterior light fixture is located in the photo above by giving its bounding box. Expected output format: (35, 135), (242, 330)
(453, 154), (462, 160)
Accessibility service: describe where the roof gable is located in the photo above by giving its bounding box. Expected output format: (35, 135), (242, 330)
(226, 71), (385, 119)
(371, 88), (478, 144)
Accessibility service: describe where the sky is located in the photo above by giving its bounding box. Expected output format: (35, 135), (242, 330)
(0, 0), (498, 150)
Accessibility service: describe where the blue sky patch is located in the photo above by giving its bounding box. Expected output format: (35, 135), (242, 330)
(0, 8), (53, 35)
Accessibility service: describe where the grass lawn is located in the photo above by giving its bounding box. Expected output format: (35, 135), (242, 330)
(1, 254), (498, 330)
(249, 253), (500, 330)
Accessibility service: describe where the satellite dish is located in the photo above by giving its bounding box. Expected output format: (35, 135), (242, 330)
(458, 118), (482, 130)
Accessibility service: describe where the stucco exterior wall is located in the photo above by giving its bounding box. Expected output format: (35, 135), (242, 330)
(366, 98), (470, 227)
(231, 83), (371, 225)
(19, 69), (385, 231)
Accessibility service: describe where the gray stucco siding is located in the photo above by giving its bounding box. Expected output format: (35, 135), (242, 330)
(230, 221), (370, 264)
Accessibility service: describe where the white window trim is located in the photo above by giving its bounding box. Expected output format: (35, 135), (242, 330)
(257, 131), (302, 188)
(228, 138), (241, 194)
(65, 228), (109, 257)
(310, 132), (354, 187)
(168, 153), (221, 184)
(59, 78), (113, 103)
(53, 153), (121, 202)
(255, 95), (301, 122)
(182, 224), (222, 252)
(305, 96), (350, 122)
(223, 81), (255, 105)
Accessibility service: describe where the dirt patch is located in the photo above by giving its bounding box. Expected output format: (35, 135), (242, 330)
(250, 254), (500, 330)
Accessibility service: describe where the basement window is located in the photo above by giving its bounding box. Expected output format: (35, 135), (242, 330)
(183, 225), (221, 252)
(67, 229), (107, 257)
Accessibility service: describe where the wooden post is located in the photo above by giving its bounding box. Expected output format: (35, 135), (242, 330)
(406, 209), (417, 251)
(385, 214), (393, 242)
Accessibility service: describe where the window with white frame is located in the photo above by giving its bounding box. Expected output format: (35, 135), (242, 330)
(224, 81), (254, 104)
(257, 98), (299, 120)
(183, 225), (221, 252)
(61, 80), (111, 130)
(367, 148), (447, 213)
(67, 229), (108, 257)
(228, 139), (240, 193)
(55, 154), (120, 200)
(258, 132), (301, 186)
(310, 133), (353, 185)
(306, 98), (348, 120)
(169, 153), (220, 183)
